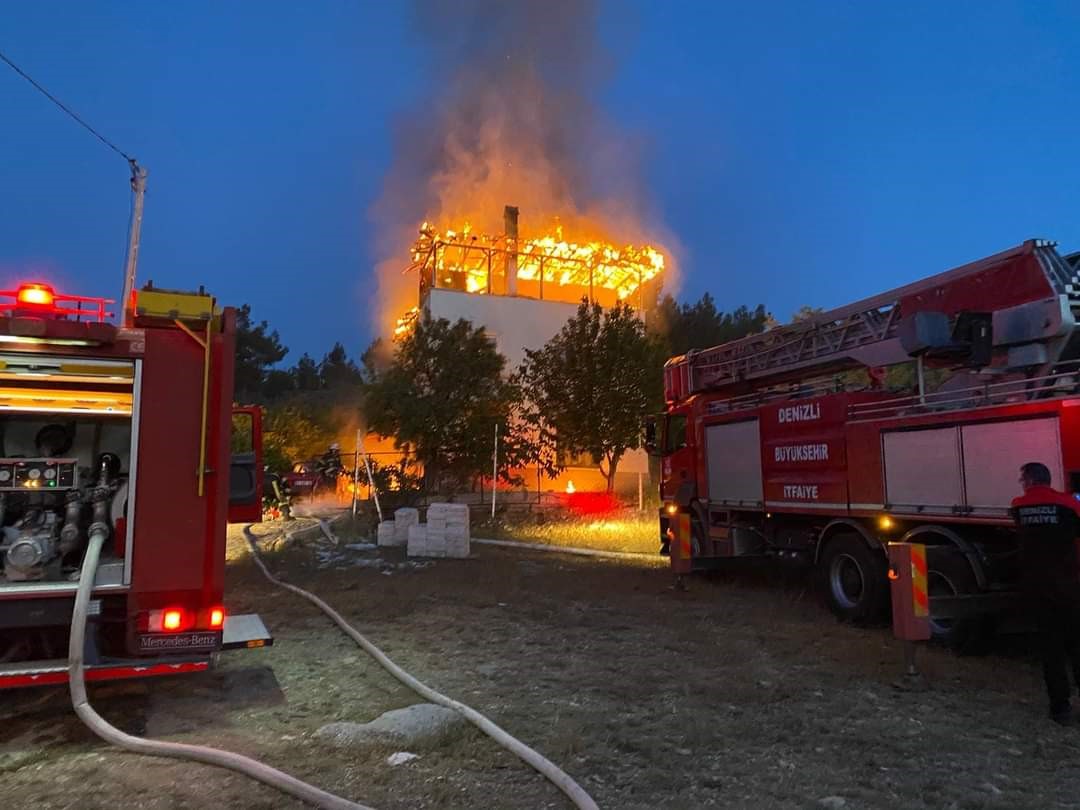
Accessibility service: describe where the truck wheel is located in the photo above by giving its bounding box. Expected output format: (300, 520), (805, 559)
(925, 545), (994, 655)
(820, 533), (889, 624)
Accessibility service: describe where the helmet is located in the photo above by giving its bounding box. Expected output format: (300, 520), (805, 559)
(329, 443), (340, 451)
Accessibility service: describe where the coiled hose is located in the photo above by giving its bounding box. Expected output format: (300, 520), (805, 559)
(245, 523), (600, 810)
(68, 528), (373, 810)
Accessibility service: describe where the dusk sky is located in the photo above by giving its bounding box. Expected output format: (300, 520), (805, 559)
(2, 1), (1078, 363)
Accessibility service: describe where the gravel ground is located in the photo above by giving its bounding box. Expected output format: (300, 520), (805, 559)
(3, 518), (1080, 809)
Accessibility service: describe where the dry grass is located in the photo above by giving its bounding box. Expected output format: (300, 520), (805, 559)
(475, 512), (659, 554)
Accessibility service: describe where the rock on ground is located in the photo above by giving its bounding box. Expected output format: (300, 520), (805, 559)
(316, 703), (467, 749)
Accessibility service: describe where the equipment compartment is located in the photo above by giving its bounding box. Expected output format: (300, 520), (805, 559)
(0, 355), (136, 591)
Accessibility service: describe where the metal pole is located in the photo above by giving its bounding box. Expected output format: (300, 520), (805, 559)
(491, 423), (498, 519)
(120, 161), (148, 326)
(917, 355), (926, 404)
(359, 441), (382, 523)
(903, 641), (918, 677)
(351, 429), (361, 520)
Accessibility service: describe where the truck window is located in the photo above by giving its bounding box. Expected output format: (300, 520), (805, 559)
(665, 414), (687, 455)
(231, 412), (254, 454)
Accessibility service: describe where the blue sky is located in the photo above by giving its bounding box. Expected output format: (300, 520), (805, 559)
(2, 1), (1078, 362)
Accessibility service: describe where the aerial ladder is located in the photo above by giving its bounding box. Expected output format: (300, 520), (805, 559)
(664, 239), (1080, 403)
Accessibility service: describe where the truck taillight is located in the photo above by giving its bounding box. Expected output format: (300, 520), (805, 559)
(210, 608), (225, 629)
(148, 608), (189, 632)
(163, 610), (183, 630)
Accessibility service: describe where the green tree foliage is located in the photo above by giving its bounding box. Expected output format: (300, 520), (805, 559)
(363, 314), (520, 491)
(234, 304), (289, 403)
(319, 342), (363, 389)
(791, 305), (824, 323)
(262, 405), (335, 473)
(651, 292), (770, 356)
(292, 353), (321, 392)
(517, 301), (665, 492)
(359, 338), (391, 384)
(262, 369), (295, 399)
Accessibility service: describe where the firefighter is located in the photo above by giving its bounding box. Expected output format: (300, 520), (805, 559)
(1011, 462), (1080, 725)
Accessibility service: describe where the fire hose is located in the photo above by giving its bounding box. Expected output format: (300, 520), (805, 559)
(68, 527), (373, 810)
(244, 523), (601, 810)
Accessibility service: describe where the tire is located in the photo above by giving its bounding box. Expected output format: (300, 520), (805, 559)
(820, 533), (889, 624)
(925, 545), (995, 655)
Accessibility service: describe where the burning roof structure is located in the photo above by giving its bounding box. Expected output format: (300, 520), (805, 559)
(404, 206), (665, 315)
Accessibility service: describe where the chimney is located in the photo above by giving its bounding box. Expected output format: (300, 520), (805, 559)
(504, 205), (519, 296)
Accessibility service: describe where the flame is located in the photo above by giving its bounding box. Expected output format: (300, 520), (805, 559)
(565, 480), (576, 494)
(409, 221), (665, 305)
(394, 306), (419, 339)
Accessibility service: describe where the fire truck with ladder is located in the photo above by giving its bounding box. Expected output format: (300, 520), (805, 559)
(649, 239), (1080, 647)
(0, 273), (271, 688)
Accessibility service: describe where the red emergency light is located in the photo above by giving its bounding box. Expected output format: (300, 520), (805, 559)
(16, 283), (55, 307)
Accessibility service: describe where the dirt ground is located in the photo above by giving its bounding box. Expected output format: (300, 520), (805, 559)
(4, 517), (1080, 810)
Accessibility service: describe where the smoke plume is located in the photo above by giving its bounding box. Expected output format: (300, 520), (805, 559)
(370, 0), (673, 335)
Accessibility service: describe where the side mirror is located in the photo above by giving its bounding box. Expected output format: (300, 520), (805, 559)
(644, 415), (658, 455)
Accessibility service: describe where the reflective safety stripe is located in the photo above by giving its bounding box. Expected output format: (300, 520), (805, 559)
(677, 513), (691, 557)
(0, 660), (209, 690)
(911, 543), (929, 617)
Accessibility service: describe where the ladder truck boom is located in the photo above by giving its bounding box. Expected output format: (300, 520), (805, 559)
(664, 239), (1080, 401)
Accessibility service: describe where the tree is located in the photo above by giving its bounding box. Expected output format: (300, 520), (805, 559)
(262, 369), (295, 399)
(234, 304), (289, 402)
(517, 301), (665, 492)
(359, 338), (391, 384)
(262, 405), (335, 473)
(292, 353), (322, 391)
(791, 305), (824, 323)
(363, 314), (519, 491)
(651, 293), (770, 356)
(319, 342), (363, 389)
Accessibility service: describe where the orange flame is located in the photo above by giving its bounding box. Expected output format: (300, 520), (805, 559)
(409, 221), (664, 305)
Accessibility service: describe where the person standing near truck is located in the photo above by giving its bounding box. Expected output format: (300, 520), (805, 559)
(1011, 461), (1080, 725)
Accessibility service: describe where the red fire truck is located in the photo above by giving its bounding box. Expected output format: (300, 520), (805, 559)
(0, 281), (270, 688)
(650, 239), (1080, 644)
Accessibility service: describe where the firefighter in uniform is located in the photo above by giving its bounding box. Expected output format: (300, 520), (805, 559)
(1011, 462), (1080, 725)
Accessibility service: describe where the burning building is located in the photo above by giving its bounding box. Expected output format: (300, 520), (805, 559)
(393, 205), (660, 495)
(398, 205), (665, 368)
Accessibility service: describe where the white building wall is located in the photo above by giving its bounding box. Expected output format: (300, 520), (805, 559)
(425, 288), (580, 369)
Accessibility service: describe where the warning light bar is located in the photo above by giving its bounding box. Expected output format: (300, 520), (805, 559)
(0, 282), (114, 323)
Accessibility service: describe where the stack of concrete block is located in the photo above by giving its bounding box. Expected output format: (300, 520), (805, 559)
(376, 520), (397, 547)
(407, 523), (427, 557)
(427, 503), (470, 558)
(393, 508), (419, 546)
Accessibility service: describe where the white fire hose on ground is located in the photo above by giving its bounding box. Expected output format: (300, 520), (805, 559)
(244, 522), (600, 810)
(68, 528), (372, 810)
